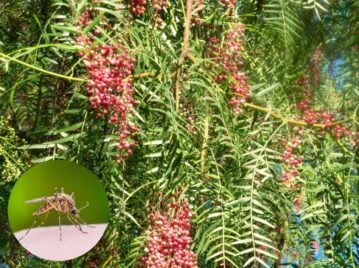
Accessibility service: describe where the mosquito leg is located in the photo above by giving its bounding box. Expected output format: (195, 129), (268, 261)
(58, 211), (62, 241)
(20, 196), (56, 241)
(76, 215), (95, 228)
(66, 214), (87, 234)
(74, 222), (87, 234)
(76, 202), (95, 228)
(18, 213), (41, 241)
(74, 220), (88, 234)
(40, 211), (50, 225)
(78, 201), (89, 212)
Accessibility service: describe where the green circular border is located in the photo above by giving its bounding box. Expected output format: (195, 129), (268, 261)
(8, 160), (109, 232)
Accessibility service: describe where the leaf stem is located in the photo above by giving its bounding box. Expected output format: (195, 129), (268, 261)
(243, 102), (352, 129)
(200, 115), (210, 176)
(0, 52), (86, 82)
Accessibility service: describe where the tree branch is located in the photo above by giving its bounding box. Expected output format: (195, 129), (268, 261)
(243, 102), (353, 129)
(174, 0), (194, 109)
(1, 53), (354, 130)
(0, 52), (86, 82)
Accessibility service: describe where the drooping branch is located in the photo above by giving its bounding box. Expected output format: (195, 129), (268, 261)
(243, 102), (354, 129)
(1, 52), (355, 130)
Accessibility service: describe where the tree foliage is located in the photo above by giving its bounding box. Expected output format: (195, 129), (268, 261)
(0, 0), (358, 267)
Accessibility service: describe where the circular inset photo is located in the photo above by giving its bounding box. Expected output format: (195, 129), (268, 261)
(8, 160), (109, 261)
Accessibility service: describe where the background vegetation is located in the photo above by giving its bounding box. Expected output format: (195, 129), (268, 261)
(0, 0), (358, 267)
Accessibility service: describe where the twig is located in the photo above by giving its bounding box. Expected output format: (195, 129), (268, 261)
(130, 72), (156, 79)
(243, 102), (353, 129)
(0, 52), (86, 82)
(0, 52), (168, 82)
(200, 115), (210, 176)
(174, 0), (194, 109)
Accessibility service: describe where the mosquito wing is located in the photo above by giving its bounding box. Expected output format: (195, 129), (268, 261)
(25, 196), (56, 204)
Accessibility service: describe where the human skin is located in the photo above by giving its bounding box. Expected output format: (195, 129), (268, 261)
(14, 223), (107, 261)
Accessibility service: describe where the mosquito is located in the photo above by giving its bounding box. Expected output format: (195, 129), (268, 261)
(19, 187), (94, 241)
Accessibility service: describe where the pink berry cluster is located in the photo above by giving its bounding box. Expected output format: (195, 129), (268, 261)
(220, 0), (236, 9)
(280, 135), (303, 186)
(207, 23), (249, 114)
(76, 10), (139, 161)
(179, 102), (197, 135)
(130, 0), (168, 17)
(192, 0), (204, 26)
(153, 0), (168, 13)
(76, 8), (111, 31)
(296, 75), (359, 145)
(77, 10), (92, 27)
(278, 73), (358, 187)
(131, 0), (147, 16)
(141, 200), (198, 268)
